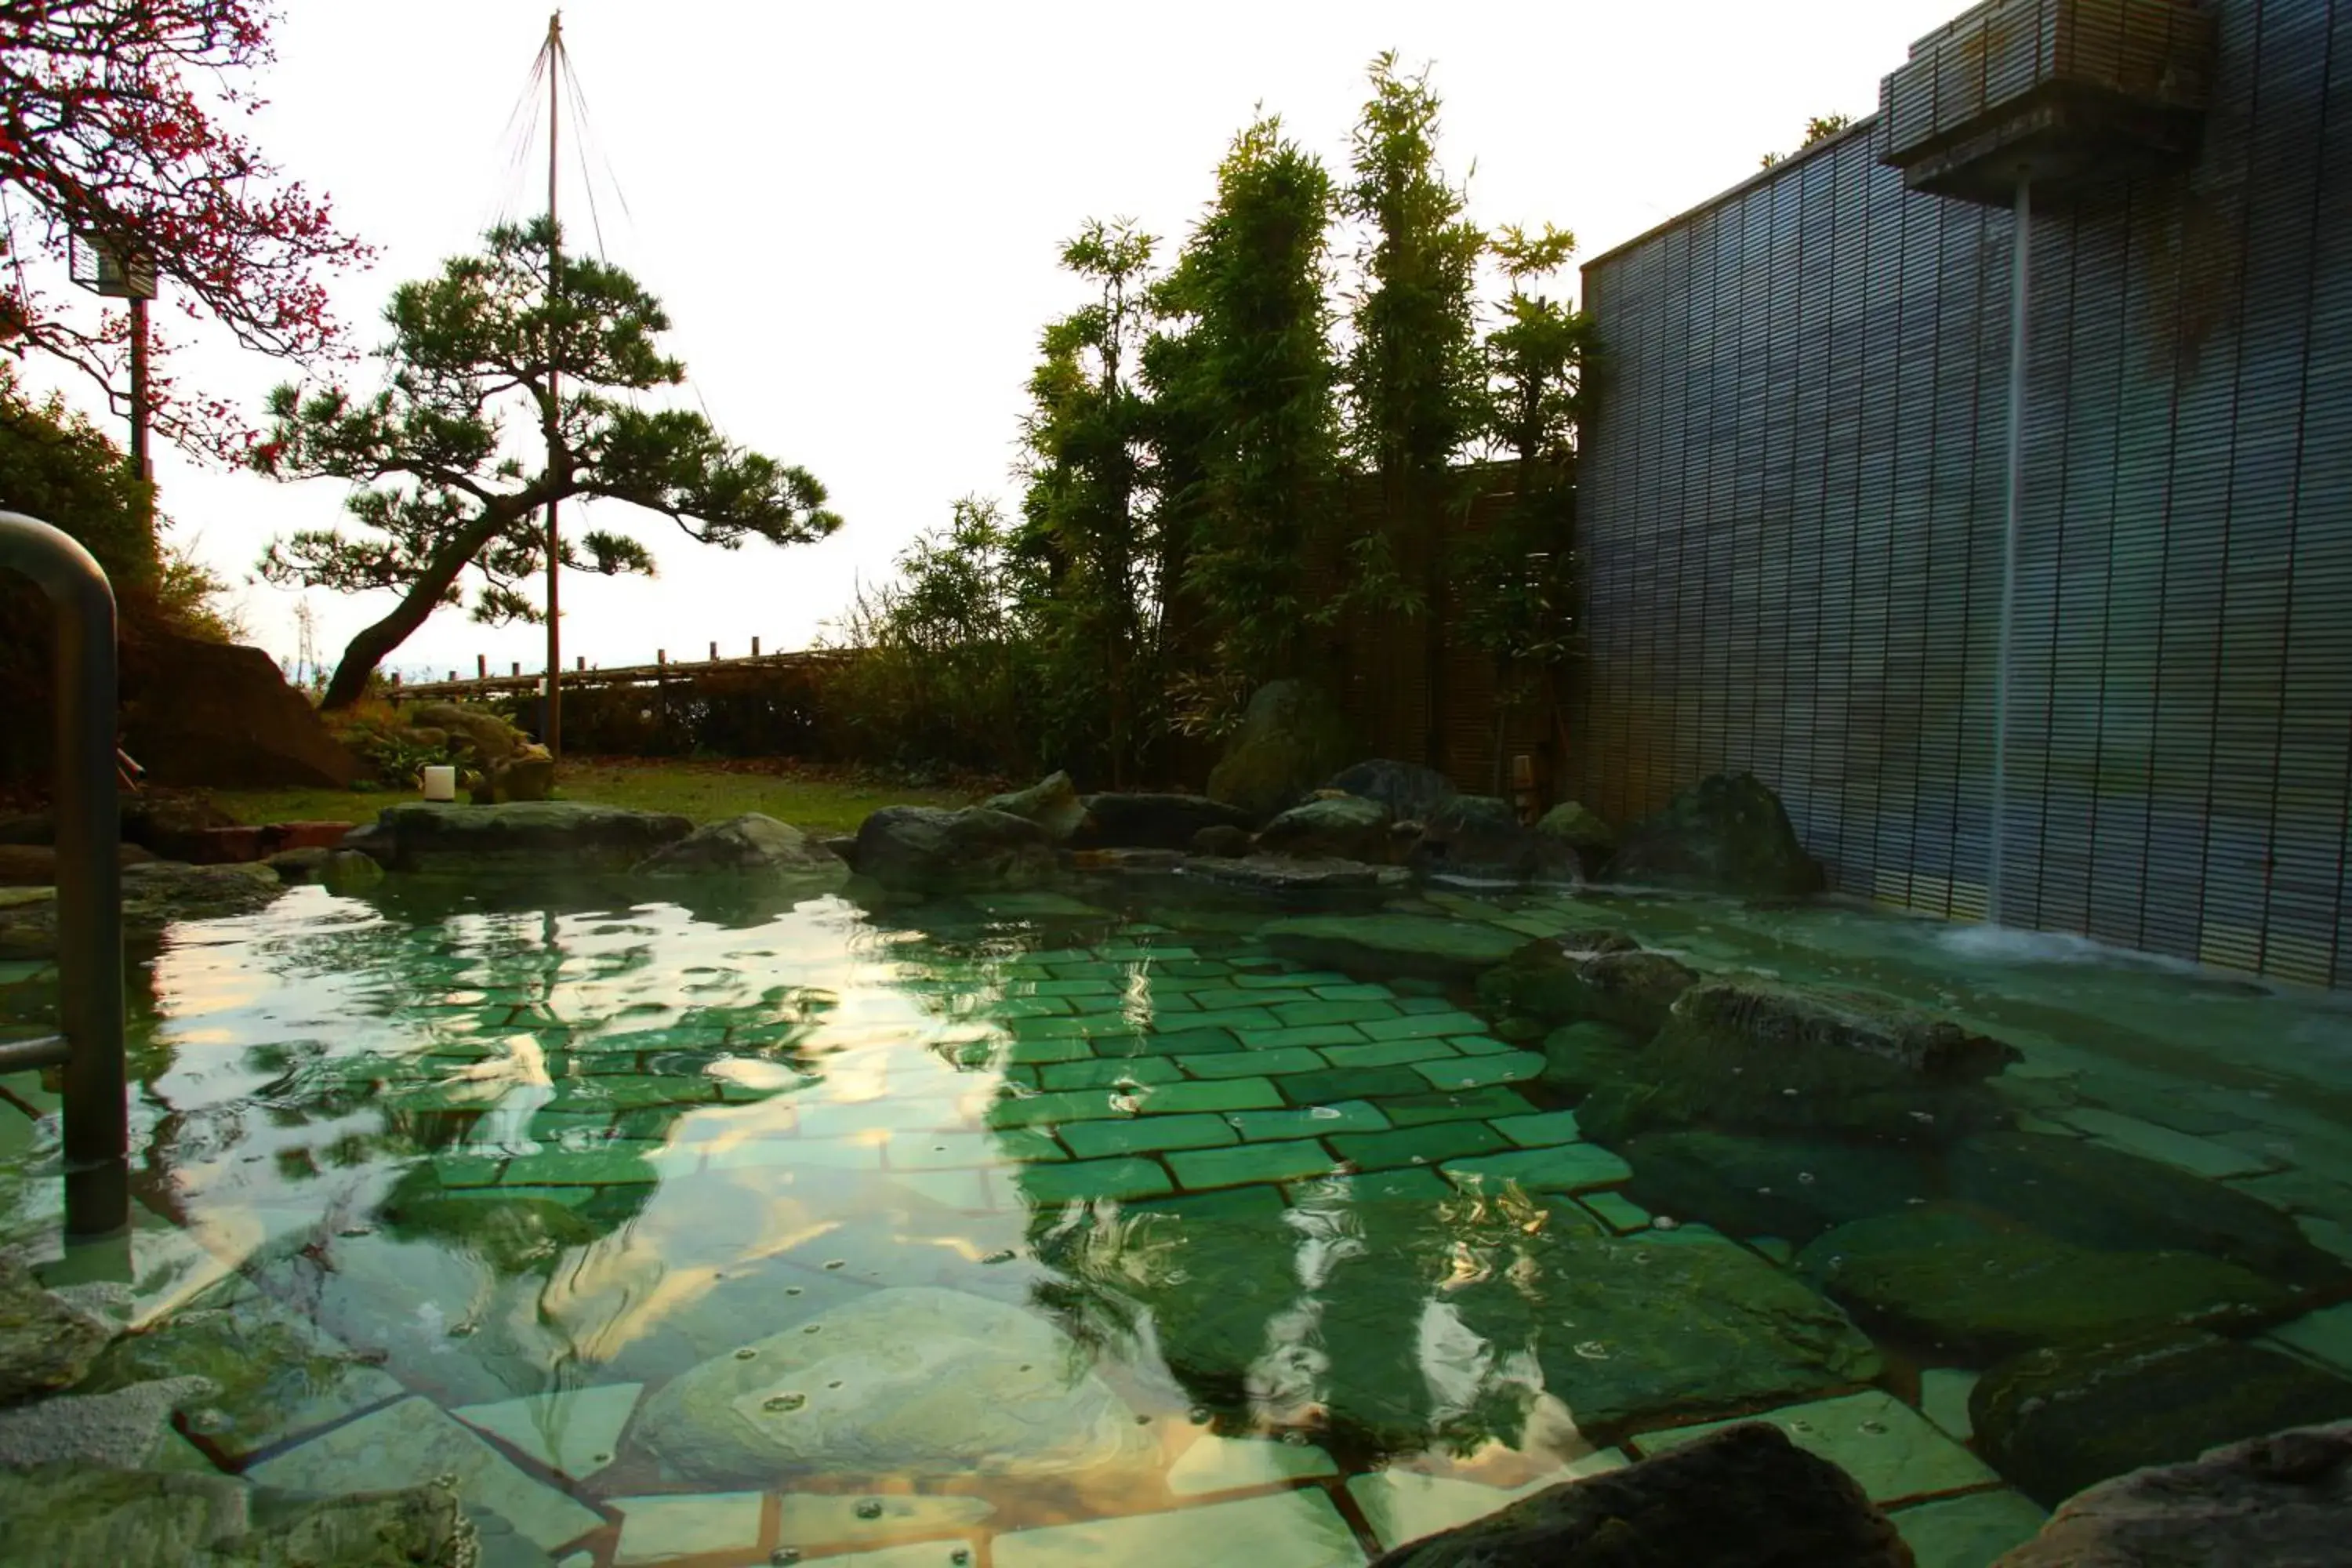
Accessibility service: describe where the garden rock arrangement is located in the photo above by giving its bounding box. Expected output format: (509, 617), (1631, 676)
(1327, 758), (1458, 824)
(1254, 794), (1394, 862)
(0, 1465), (477, 1566)
(1077, 791), (1255, 850)
(1478, 931), (1698, 1036)
(1368, 1422), (1911, 1566)
(1206, 678), (1355, 821)
(1611, 770), (1825, 896)
(1535, 800), (1619, 875)
(1407, 793), (1580, 884)
(1994, 1419), (2352, 1566)
(341, 799), (694, 875)
(983, 770), (1092, 843)
(0, 860), (287, 959)
(632, 811), (848, 882)
(851, 804), (1055, 895)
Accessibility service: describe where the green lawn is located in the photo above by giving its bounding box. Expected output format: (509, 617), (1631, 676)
(209, 758), (980, 837)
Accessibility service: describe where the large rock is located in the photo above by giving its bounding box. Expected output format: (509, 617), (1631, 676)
(0, 1465), (477, 1567)
(1184, 855), (1407, 895)
(633, 1285), (1149, 1483)
(120, 632), (358, 789)
(0, 842), (155, 886)
(1206, 680), (1354, 822)
(1408, 794), (1581, 884)
(1256, 795), (1393, 862)
(1260, 913), (1526, 981)
(0, 1375), (213, 1468)
(1327, 759), (1458, 824)
(263, 846), (384, 894)
(340, 800), (693, 875)
(1976, 1338), (2352, 1512)
(470, 745), (554, 804)
(1577, 978), (2020, 1145)
(1798, 1203), (2303, 1359)
(1994, 1418), (2352, 1566)
(0, 1251), (118, 1403)
(1078, 792), (1256, 850)
(1951, 1131), (2347, 1287)
(1612, 772), (1825, 897)
(851, 805), (1055, 895)
(1618, 1129), (1933, 1247)
(0, 860), (286, 959)
(1369, 1421), (1911, 1567)
(1477, 931), (1699, 1036)
(1536, 800), (1620, 875)
(118, 792), (238, 861)
(403, 702), (528, 766)
(633, 813), (847, 883)
(983, 772), (1091, 844)
(1190, 824), (1254, 858)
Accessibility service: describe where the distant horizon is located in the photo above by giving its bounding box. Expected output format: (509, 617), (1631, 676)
(20, 0), (1967, 679)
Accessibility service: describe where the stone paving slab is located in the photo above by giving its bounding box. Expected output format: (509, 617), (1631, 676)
(1062, 1112), (1240, 1160)
(1634, 1388), (2000, 1505)
(1229, 1102), (1392, 1142)
(988, 1089), (1130, 1128)
(1347, 1451), (1628, 1552)
(1169, 1138), (1340, 1190)
(1443, 1144), (1632, 1194)
(1165, 1432), (1340, 1495)
(1361, 1011), (1490, 1040)
(1889, 1490), (2046, 1568)
(1312, 984), (1399, 1002)
(1446, 1035), (1519, 1057)
(1577, 1190), (1653, 1232)
(452, 1382), (641, 1479)
(1185, 1007), (1288, 1034)
(1918, 1368), (1978, 1443)
(1236, 971), (1352, 989)
(1196, 988), (1320, 1011)
(1273, 1000), (1403, 1028)
(1017, 1156), (1174, 1203)
(610, 1490), (763, 1565)
(1280, 1065), (1436, 1106)
(773, 1491), (995, 1551)
(792, 1098), (971, 1138)
(1292, 1166), (1453, 1204)
(2057, 1107), (2276, 1180)
(992, 1486), (1363, 1567)
(2266, 1301), (2352, 1377)
(1133, 1027), (1246, 1057)
(250, 1396), (601, 1552)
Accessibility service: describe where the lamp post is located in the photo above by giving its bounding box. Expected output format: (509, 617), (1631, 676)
(67, 234), (158, 510)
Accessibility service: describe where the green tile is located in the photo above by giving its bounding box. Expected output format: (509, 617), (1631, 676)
(1181, 1047), (1328, 1080)
(1320, 1037), (1461, 1070)
(501, 1142), (667, 1185)
(888, 1127), (1067, 1167)
(995, 996), (1075, 1018)
(1364, 1011), (1493, 1041)
(1195, 989), (1318, 1011)
(1183, 1007), (1285, 1034)
(1378, 1087), (1541, 1126)
(1039, 1058), (1186, 1092)
(1446, 1035), (1519, 1056)
(1134, 1027), (1245, 1057)
(1229, 1101), (1391, 1141)
(1891, 1490), (2045, 1568)
(1005, 1035), (1094, 1065)
(1414, 1051), (1546, 1091)
(1329, 1121), (1509, 1171)
(426, 1154), (506, 1189)
(1443, 1144), (1632, 1194)
(1148, 992), (1202, 1013)
(1290, 1166), (1452, 1204)
(1236, 1024), (1367, 1051)
(1062, 1113), (1240, 1159)
(1393, 992), (1458, 1010)
(1160, 960), (1234, 979)
(1010, 1011), (1137, 1040)
(1016, 1157), (1174, 1204)
(1046, 960), (1127, 978)
(1578, 1189), (1652, 1232)
(1234, 970), (1349, 989)
(1271, 1000), (1402, 1028)
(546, 1075), (717, 1112)
(1309, 984), (1399, 1003)
(1490, 1109), (1584, 1148)
(1638, 1390), (2001, 1505)
(1019, 978), (1122, 998)
(1096, 944), (1198, 961)
(986, 1088), (1130, 1128)
(1170, 1139), (1338, 1190)
(1280, 1065), (1434, 1105)
(1139, 1078), (1287, 1115)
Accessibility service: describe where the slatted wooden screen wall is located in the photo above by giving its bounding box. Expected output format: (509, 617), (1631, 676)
(1574, 0), (2352, 986)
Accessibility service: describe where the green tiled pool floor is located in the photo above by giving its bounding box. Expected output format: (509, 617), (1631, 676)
(5, 876), (2351, 1566)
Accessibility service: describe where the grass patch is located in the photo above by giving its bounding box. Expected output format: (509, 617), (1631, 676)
(208, 757), (982, 835)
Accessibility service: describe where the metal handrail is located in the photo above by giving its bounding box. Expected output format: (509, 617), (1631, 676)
(0, 510), (128, 1237)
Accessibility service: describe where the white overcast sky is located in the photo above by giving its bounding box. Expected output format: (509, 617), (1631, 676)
(27, 0), (1964, 679)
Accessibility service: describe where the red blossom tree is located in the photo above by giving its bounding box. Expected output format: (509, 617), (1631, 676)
(0, 0), (372, 458)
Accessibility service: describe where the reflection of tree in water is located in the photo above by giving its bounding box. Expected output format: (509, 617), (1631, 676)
(1023, 1185), (1570, 1464)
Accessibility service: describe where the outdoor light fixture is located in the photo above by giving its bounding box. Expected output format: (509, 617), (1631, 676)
(422, 765), (458, 803)
(67, 232), (158, 300)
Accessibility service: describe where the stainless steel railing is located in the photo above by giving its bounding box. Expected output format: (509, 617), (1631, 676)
(0, 510), (128, 1237)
